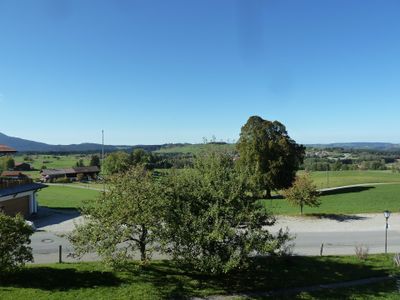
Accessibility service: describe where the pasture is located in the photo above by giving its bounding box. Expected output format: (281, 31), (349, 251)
(37, 186), (100, 209)
(308, 170), (400, 189)
(264, 183), (400, 215)
(14, 154), (92, 170)
(155, 143), (235, 155)
(0, 254), (397, 299)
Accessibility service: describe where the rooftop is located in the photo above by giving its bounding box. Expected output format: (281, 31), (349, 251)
(0, 144), (17, 154)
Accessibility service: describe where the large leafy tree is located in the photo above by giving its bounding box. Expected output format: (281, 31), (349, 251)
(68, 165), (163, 266)
(236, 116), (305, 198)
(161, 152), (290, 274)
(0, 214), (34, 272)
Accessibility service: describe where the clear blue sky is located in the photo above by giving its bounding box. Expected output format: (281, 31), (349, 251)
(1, 0), (400, 145)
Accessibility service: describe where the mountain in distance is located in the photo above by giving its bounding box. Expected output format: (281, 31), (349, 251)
(2, 132), (400, 152)
(307, 142), (400, 151)
(0, 132), (134, 152)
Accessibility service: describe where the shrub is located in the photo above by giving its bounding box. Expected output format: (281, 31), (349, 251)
(55, 177), (71, 183)
(355, 244), (369, 260)
(0, 214), (34, 272)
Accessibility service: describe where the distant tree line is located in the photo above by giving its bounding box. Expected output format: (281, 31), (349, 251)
(302, 149), (400, 172)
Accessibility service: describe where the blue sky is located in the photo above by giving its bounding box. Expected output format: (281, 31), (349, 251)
(1, 0), (400, 145)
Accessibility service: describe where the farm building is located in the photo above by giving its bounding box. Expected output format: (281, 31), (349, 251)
(1, 171), (29, 179)
(14, 162), (32, 171)
(0, 145), (46, 218)
(41, 166), (100, 182)
(0, 144), (16, 156)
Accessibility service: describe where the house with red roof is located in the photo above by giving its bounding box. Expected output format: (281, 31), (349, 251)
(0, 145), (46, 218)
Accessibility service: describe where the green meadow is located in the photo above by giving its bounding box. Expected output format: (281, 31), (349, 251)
(155, 143), (235, 155)
(308, 170), (400, 189)
(14, 154), (91, 170)
(264, 183), (400, 215)
(37, 186), (100, 209)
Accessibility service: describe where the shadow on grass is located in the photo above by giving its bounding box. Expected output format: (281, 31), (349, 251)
(0, 256), (394, 298)
(305, 213), (368, 222)
(269, 278), (398, 300)
(117, 255), (394, 298)
(0, 267), (121, 291)
(320, 186), (375, 196)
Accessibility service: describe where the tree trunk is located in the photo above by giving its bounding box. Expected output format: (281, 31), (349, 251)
(265, 188), (272, 199)
(300, 204), (303, 215)
(139, 225), (148, 262)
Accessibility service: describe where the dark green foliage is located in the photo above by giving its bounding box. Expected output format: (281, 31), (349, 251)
(0, 156), (15, 171)
(162, 152), (290, 274)
(89, 154), (101, 168)
(75, 158), (85, 167)
(102, 151), (130, 175)
(0, 214), (34, 272)
(237, 116), (305, 198)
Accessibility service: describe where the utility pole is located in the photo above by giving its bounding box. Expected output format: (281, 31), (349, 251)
(101, 130), (105, 192)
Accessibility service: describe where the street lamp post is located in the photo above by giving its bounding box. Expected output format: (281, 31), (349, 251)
(384, 210), (391, 254)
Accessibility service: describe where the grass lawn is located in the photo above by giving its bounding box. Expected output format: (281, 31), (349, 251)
(308, 170), (400, 189)
(37, 186), (100, 209)
(264, 183), (400, 215)
(0, 254), (398, 299)
(14, 154), (91, 170)
(155, 143), (235, 155)
(287, 279), (400, 300)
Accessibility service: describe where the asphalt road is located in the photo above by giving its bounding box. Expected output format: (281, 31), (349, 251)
(30, 228), (400, 264)
(292, 230), (400, 256)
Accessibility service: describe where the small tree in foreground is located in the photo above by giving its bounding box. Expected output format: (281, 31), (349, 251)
(283, 173), (320, 215)
(161, 152), (291, 274)
(68, 166), (162, 266)
(0, 214), (34, 272)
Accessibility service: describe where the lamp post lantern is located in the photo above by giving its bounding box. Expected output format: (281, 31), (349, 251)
(384, 210), (391, 254)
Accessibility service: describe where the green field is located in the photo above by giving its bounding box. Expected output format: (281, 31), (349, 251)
(264, 183), (400, 215)
(0, 254), (397, 299)
(37, 186), (100, 209)
(14, 154), (91, 170)
(308, 170), (400, 189)
(155, 143), (235, 155)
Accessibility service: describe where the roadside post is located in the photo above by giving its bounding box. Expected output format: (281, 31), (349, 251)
(384, 210), (391, 254)
(59, 245), (62, 263)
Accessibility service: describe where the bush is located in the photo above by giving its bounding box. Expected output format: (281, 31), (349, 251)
(55, 177), (71, 183)
(0, 214), (34, 272)
(354, 244), (369, 260)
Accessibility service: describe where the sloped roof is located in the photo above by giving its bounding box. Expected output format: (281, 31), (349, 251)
(15, 162), (31, 167)
(0, 144), (17, 154)
(73, 166), (100, 173)
(0, 183), (47, 197)
(1, 171), (27, 177)
(41, 166), (99, 177)
(41, 169), (68, 176)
